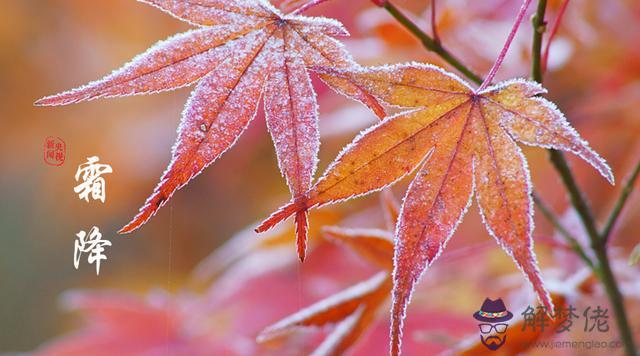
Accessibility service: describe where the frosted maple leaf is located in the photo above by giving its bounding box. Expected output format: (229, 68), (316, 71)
(36, 0), (383, 261)
(255, 63), (614, 355)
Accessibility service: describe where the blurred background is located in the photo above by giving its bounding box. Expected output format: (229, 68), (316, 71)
(0, 0), (638, 354)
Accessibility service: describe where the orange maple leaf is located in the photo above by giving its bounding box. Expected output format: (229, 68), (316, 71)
(35, 0), (384, 261)
(256, 63), (614, 355)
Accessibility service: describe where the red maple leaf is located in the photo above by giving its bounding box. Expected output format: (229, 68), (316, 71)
(256, 63), (614, 354)
(35, 0), (384, 261)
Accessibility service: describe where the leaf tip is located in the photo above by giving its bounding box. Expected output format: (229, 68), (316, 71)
(255, 330), (272, 344)
(118, 200), (160, 235)
(605, 170), (615, 186)
(34, 95), (64, 107)
(256, 201), (300, 233)
(389, 273), (414, 356)
(117, 221), (140, 235)
(594, 159), (615, 185)
(33, 98), (47, 107)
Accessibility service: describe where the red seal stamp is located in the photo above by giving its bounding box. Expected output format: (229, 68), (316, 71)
(44, 136), (66, 166)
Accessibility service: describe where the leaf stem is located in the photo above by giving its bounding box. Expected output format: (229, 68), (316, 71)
(601, 157), (640, 243)
(291, 0), (331, 14)
(541, 0), (570, 74)
(532, 1), (637, 354)
(478, 0), (533, 91)
(382, 1), (483, 85)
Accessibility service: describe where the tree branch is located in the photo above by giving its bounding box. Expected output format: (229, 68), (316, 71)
(601, 157), (640, 243)
(382, 1), (483, 85)
(530, 0), (547, 83)
(533, 193), (594, 268)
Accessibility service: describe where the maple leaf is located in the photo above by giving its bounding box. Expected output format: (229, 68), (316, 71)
(255, 62), (614, 355)
(35, 0), (384, 261)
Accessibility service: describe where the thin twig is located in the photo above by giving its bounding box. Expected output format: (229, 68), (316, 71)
(536, 236), (572, 251)
(601, 157), (640, 243)
(281, 0), (302, 13)
(533, 193), (594, 268)
(291, 0), (331, 14)
(541, 0), (570, 74)
(478, 0), (533, 91)
(530, 0), (547, 84)
(382, 1), (483, 85)
(547, 152), (600, 244)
